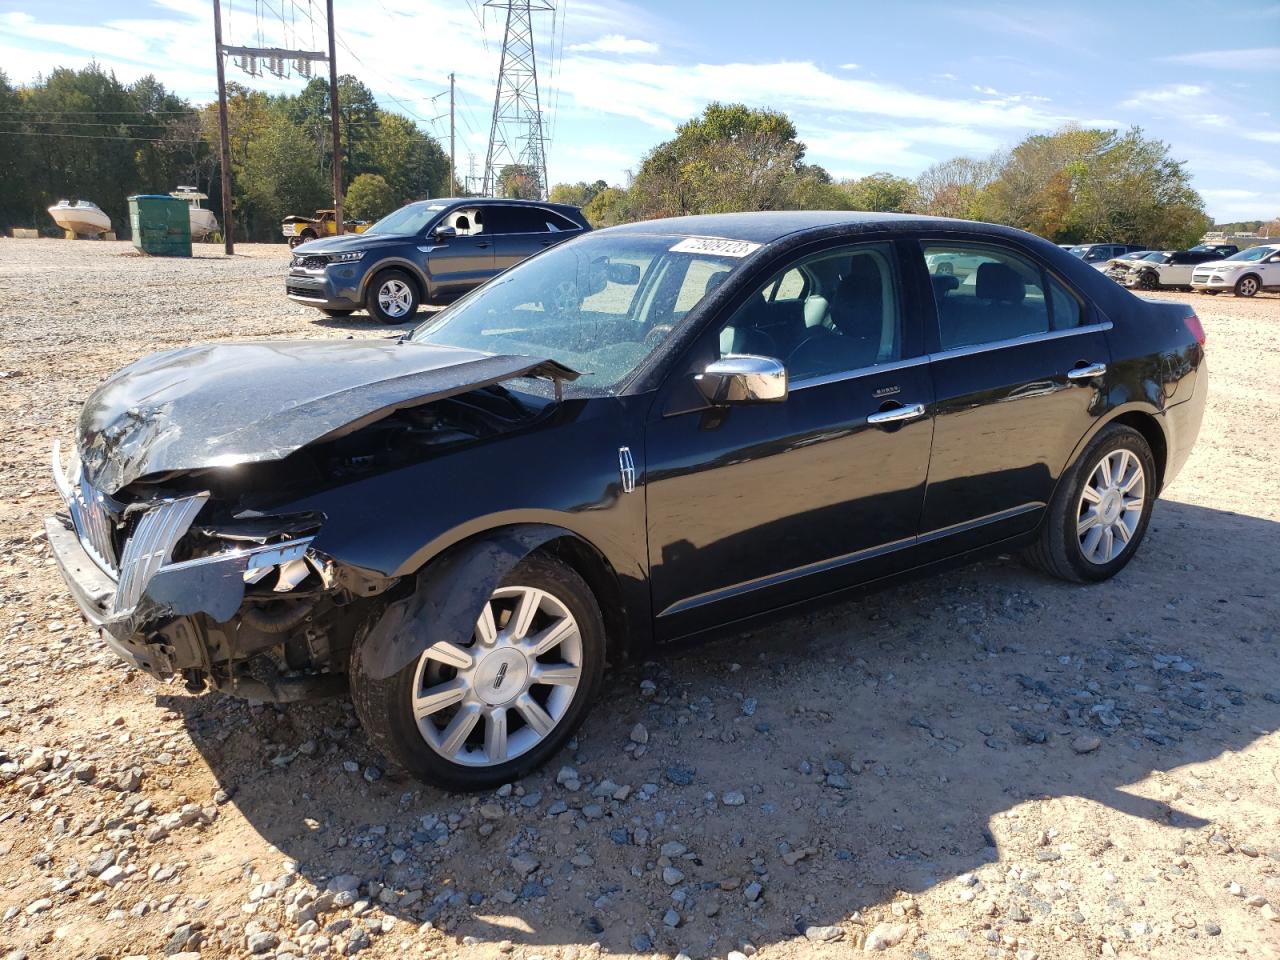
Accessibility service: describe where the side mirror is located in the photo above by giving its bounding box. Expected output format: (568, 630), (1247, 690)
(695, 355), (788, 405)
(606, 261), (641, 285)
(432, 225), (457, 240)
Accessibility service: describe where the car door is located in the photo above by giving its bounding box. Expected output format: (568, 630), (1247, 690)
(644, 239), (934, 639)
(486, 204), (572, 272)
(421, 207), (494, 297)
(916, 239), (1109, 555)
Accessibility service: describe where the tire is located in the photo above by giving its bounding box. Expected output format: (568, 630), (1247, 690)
(350, 553), (606, 791)
(1234, 274), (1260, 298)
(365, 269), (420, 324)
(1023, 424), (1156, 584)
(321, 308), (355, 318)
(1137, 271), (1159, 291)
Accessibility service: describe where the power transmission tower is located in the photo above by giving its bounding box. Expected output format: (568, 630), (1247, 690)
(481, 1), (552, 199)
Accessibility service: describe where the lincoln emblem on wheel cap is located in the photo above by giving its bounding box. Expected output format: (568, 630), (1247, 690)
(493, 662), (509, 689)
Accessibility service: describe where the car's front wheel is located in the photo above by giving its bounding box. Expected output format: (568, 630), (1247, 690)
(351, 554), (605, 791)
(366, 269), (420, 323)
(1023, 424), (1156, 583)
(1234, 275), (1260, 298)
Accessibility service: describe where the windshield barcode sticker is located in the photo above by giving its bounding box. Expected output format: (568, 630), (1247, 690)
(669, 237), (762, 258)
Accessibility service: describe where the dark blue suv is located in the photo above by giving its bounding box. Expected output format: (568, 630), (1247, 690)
(285, 197), (590, 323)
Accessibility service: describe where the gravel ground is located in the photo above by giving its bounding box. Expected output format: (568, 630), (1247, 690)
(0, 240), (1278, 960)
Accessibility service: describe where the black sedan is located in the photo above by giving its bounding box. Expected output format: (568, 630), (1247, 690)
(47, 212), (1206, 790)
(285, 197), (590, 323)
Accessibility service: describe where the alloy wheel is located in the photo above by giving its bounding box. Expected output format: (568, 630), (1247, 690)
(1076, 448), (1145, 565)
(1237, 276), (1258, 297)
(410, 585), (583, 767)
(377, 279), (414, 318)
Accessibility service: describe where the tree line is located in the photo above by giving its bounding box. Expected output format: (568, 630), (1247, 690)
(1, 66), (1254, 249)
(0, 64), (450, 241)
(548, 102), (1230, 249)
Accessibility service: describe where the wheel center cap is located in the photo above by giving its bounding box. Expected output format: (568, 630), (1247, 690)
(473, 648), (529, 706)
(1100, 489), (1123, 524)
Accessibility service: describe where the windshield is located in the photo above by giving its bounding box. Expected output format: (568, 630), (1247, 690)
(1069, 246), (1089, 257)
(364, 202), (446, 236)
(1225, 246), (1277, 262)
(409, 232), (752, 395)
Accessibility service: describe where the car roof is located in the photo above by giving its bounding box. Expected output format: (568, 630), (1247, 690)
(406, 196), (582, 214)
(601, 210), (1030, 245)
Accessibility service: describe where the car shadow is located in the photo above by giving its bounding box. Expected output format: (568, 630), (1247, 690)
(167, 497), (1280, 955)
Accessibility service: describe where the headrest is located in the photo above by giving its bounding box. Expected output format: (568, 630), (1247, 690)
(975, 262), (1025, 303)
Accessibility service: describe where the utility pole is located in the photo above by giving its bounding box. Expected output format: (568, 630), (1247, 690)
(326, 0), (343, 233)
(212, 0), (234, 255)
(213, 0), (330, 249)
(482, 1), (552, 199)
(449, 72), (456, 196)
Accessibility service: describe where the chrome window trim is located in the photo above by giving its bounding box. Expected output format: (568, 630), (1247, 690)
(786, 320), (1113, 392)
(928, 320), (1113, 363)
(790, 355), (930, 392)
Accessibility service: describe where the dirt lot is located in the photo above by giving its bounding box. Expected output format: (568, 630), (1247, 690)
(0, 239), (1277, 960)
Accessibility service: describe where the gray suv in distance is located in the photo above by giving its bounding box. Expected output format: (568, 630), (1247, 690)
(285, 197), (591, 323)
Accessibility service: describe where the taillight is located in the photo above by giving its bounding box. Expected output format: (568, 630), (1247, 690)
(1185, 312), (1206, 347)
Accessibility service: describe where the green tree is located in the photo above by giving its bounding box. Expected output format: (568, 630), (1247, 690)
(842, 172), (919, 213)
(368, 112), (449, 203)
(498, 164), (542, 199)
(915, 156), (999, 220)
(630, 102), (813, 217)
(241, 115), (328, 233)
(345, 172), (397, 221)
(582, 186), (631, 227)
(549, 179), (608, 207)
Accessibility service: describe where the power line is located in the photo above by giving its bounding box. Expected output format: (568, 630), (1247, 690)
(0, 130), (200, 143)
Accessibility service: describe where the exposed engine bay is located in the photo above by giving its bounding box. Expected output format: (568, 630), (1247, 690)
(49, 379), (558, 703)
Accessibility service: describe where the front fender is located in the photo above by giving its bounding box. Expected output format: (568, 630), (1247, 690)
(358, 256), (432, 299)
(355, 524), (560, 681)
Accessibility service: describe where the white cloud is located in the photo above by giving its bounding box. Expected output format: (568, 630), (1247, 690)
(1119, 84), (1206, 109)
(1160, 47), (1280, 71)
(568, 34), (658, 55)
(839, 63), (859, 71)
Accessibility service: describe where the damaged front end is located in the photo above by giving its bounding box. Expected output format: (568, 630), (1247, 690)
(46, 441), (377, 701)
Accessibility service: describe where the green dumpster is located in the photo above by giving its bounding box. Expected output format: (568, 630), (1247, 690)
(128, 194), (192, 256)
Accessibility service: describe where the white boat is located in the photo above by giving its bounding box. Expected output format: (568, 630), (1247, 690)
(171, 187), (220, 240)
(47, 200), (111, 238)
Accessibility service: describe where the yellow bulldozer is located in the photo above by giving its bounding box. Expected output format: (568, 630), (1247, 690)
(281, 209), (370, 247)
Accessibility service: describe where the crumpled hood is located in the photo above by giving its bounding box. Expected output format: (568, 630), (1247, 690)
(77, 339), (577, 495)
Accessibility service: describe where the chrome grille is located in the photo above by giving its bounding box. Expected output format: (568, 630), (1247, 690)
(112, 494), (208, 614)
(75, 480), (120, 575)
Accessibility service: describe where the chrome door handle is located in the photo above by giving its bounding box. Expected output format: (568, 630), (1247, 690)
(1067, 362), (1107, 380)
(866, 402), (927, 425)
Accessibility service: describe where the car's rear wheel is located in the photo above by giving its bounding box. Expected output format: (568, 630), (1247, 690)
(350, 554), (605, 791)
(1234, 275), (1260, 298)
(366, 269), (420, 323)
(1023, 424), (1156, 583)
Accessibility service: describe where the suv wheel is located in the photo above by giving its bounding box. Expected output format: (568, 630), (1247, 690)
(1234, 275), (1260, 298)
(1023, 424), (1156, 583)
(350, 554), (606, 791)
(366, 269), (420, 323)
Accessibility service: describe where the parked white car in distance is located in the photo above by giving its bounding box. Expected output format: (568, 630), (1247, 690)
(1190, 244), (1280, 297)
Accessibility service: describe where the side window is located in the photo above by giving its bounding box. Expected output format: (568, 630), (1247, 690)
(922, 243), (1049, 349)
(761, 267), (807, 302)
(675, 260), (731, 315)
(716, 243), (902, 383)
(1048, 277), (1083, 330)
(485, 205), (548, 234)
(543, 210), (581, 233)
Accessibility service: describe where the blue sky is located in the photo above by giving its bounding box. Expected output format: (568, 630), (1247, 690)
(2, 0), (1277, 221)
